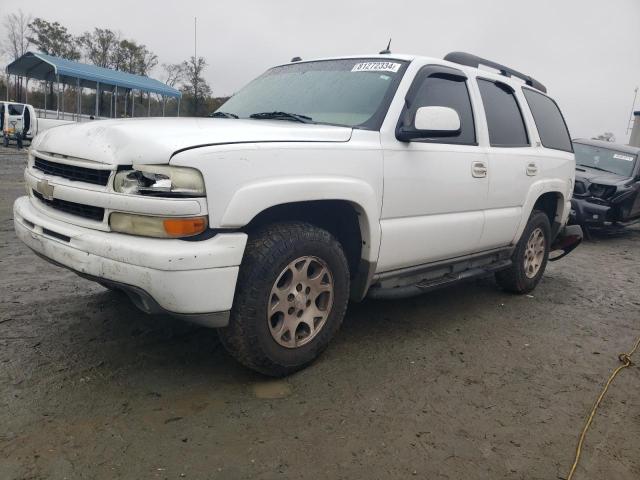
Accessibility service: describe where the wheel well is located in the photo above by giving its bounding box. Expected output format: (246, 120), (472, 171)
(244, 200), (365, 287)
(533, 192), (563, 237)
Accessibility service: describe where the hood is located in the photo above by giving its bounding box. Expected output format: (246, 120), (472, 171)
(31, 117), (353, 165)
(574, 165), (629, 186)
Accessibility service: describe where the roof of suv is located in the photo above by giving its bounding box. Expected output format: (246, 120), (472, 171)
(280, 53), (546, 94)
(573, 138), (640, 155)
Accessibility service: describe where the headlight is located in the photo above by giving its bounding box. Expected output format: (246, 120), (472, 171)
(589, 184), (616, 199)
(110, 212), (208, 238)
(114, 165), (205, 197)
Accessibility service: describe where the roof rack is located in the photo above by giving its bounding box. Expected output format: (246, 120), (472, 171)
(443, 52), (547, 93)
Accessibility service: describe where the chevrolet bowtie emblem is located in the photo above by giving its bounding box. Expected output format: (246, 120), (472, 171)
(36, 179), (55, 200)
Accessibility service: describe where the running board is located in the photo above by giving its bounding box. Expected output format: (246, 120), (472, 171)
(367, 258), (512, 300)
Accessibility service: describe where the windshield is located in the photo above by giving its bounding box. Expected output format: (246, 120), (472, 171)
(215, 58), (408, 129)
(574, 143), (637, 177)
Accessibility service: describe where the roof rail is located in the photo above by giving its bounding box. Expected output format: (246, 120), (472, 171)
(443, 51), (547, 94)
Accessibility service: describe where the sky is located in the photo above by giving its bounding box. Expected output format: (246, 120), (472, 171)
(1, 0), (639, 142)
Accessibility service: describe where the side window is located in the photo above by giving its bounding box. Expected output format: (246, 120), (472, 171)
(477, 79), (529, 147)
(522, 88), (572, 152)
(408, 74), (476, 145)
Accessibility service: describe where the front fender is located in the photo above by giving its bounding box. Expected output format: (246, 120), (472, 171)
(220, 176), (381, 263)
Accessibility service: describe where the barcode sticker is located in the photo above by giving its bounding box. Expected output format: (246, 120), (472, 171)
(613, 154), (634, 161)
(351, 62), (401, 73)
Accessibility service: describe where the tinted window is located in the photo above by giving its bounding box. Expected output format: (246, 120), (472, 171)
(522, 89), (572, 152)
(407, 74), (476, 145)
(477, 79), (529, 147)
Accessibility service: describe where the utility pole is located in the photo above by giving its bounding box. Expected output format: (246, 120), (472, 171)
(627, 87), (638, 135)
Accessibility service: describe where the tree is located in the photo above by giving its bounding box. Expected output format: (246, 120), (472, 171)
(79, 28), (119, 68)
(181, 56), (212, 116)
(2, 10), (32, 61)
(2, 10), (33, 102)
(27, 18), (80, 60)
(592, 132), (616, 142)
(162, 63), (184, 88)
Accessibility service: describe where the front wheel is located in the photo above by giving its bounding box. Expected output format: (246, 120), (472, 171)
(218, 222), (350, 376)
(495, 210), (551, 294)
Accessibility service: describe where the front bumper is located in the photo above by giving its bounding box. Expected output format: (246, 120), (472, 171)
(570, 197), (612, 227)
(13, 196), (248, 327)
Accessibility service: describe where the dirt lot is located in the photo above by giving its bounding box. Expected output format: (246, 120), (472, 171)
(1, 147), (639, 480)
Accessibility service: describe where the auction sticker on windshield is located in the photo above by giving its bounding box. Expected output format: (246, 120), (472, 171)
(351, 62), (401, 73)
(613, 154), (634, 161)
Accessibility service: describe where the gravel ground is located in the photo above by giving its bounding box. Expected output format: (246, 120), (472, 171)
(1, 147), (639, 480)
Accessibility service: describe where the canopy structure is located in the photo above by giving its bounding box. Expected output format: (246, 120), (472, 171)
(7, 52), (181, 97)
(5, 51), (181, 119)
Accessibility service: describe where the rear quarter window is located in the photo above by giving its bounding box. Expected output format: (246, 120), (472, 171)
(522, 88), (572, 152)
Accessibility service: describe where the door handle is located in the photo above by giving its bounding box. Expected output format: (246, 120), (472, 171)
(472, 161), (488, 178)
(526, 162), (538, 176)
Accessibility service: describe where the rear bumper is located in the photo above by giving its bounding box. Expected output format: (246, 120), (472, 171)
(549, 224), (583, 262)
(13, 196), (247, 327)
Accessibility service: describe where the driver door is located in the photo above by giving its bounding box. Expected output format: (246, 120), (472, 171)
(377, 65), (488, 273)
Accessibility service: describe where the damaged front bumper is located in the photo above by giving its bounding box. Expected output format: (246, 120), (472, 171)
(549, 225), (583, 262)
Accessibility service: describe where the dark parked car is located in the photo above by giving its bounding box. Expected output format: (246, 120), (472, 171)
(571, 138), (640, 233)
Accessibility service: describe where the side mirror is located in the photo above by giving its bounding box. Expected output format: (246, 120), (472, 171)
(397, 106), (461, 142)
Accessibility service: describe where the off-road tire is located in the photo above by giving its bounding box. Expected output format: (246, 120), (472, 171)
(495, 210), (551, 294)
(218, 222), (350, 376)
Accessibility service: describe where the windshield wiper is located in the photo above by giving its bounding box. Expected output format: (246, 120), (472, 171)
(249, 111), (314, 123)
(210, 111), (239, 119)
(577, 164), (614, 174)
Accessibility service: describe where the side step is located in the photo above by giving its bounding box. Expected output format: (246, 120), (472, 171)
(367, 259), (512, 300)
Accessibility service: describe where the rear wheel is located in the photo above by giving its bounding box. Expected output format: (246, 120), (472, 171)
(218, 222), (350, 376)
(495, 210), (551, 294)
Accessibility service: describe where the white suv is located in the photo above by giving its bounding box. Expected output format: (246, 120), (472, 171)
(14, 52), (582, 375)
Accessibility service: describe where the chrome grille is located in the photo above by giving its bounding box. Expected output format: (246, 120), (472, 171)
(34, 157), (111, 186)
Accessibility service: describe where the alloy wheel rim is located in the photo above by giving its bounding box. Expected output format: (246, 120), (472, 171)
(524, 227), (545, 278)
(267, 256), (334, 348)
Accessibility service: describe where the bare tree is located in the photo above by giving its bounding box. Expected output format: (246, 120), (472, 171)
(2, 10), (32, 60)
(2, 10), (33, 102)
(162, 63), (184, 88)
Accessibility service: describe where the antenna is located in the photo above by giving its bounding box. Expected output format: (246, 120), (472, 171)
(379, 38), (392, 55)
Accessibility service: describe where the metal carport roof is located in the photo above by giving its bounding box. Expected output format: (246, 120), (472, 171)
(6, 51), (181, 97)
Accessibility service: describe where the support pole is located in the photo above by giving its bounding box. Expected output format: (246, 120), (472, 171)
(25, 78), (29, 104)
(76, 78), (80, 121)
(162, 95), (165, 117)
(177, 97), (181, 117)
(43, 80), (47, 118)
(95, 82), (99, 117)
(56, 75), (60, 119)
(109, 92), (112, 118)
(115, 86), (118, 118)
(5, 73), (8, 101)
(148, 93), (151, 116)
(124, 91), (128, 118)
(131, 90), (135, 117)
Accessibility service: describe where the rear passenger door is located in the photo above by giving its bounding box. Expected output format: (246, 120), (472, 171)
(475, 79), (534, 250)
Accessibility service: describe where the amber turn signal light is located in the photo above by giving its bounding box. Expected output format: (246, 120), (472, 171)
(163, 217), (208, 237)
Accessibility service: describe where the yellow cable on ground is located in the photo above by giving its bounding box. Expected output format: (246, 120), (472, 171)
(566, 335), (640, 480)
